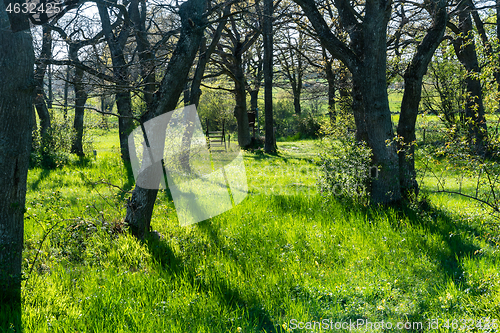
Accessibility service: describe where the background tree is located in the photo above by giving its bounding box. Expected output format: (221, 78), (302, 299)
(262, 0), (275, 152)
(34, 25), (53, 138)
(448, 1), (488, 156)
(209, 2), (261, 147)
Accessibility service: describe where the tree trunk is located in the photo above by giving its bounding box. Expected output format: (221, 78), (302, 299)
(233, 50), (252, 147)
(250, 89), (259, 113)
(263, 0), (275, 152)
(116, 92), (134, 162)
(34, 25), (52, 137)
(130, 0), (157, 110)
(125, 0), (207, 239)
(98, 2), (135, 164)
(324, 53), (335, 122)
(71, 66), (87, 157)
(294, 0), (400, 204)
(63, 65), (70, 120)
(292, 86), (302, 115)
(0, 5), (34, 309)
(47, 64), (53, 109)
(397, 0), (447, 198)
(453, 7), (488, 156)
(353, 0), (401, 204)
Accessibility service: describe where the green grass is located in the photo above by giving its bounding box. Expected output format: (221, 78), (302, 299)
(389, 90), (403, 114)
(2, 129), (500, 332)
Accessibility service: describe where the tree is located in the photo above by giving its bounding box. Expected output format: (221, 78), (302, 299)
(293, 0), (401, 204)
(187, 4), (231, 107)
(262, 0), (275, 152)
(209, 4), (261, 148)
(448, 1), (488, 156)
(293, 0), (449, 203)
(276, 25), (306, 115)
(0, 2), (35, 310)
(124, 0), (208, 239)
(34, 25), (53, 138)
(396, 0), (448, 197)
(98, 0), (136, 163)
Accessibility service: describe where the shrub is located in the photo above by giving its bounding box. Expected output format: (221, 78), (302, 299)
(30, 120), (75, 169)
(317, 109), (373, 204)
(30, 112), (93, 169)
(296, 113), (322, 139)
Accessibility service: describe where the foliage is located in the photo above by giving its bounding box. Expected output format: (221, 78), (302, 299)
(197, 85), (236, 132)
(30, 109), (96, 169)
(30, 119), (70, 169)
(271, 98), (323, 140)
(317, 109), (373, 204)
(417, 131), (500, 222)
(296, 112), (323, 139)
(421, 46), (467, 130)
(272, 98), (295, 138)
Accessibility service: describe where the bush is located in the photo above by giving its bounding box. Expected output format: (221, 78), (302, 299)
(30, 121), (74, 169)
(317, 109), (373, 204)
(270, 99), (324, 140)
(296, 113), (322, 139)
(49, 218), (126, 264)
(30, 112), (93, 169)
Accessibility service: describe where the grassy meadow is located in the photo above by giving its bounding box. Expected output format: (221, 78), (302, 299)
(2, 119), (499, 333)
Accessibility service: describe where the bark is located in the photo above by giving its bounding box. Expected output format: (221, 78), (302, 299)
(215, 14), (259, 148)
(125, 0), (207, 239)
(71, 66), (87, 157)
(323, 48), (335, 122)
(130, 0), (156, 111)
(47, 64), (53, 109)
(34, 25), (52, 137)
(292, 85), (302, 115)
(98, 2), (135, 164)
(69, 45), (87, 157)
(189, 5), (230, 107)
(397, 0), (447, 198)
(0, 5), (34, 306)
(470, 1), (500, 114)
(294, 0), (401, 204)
(250, 89), (259, 113)
(63, 65), (70, 120)
(232, 49), (252, 147)
(263, 0), (275, 152)
(452, 7), (488, 156)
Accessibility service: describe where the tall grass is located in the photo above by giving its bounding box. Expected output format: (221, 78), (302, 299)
(1, 131), (499, 332)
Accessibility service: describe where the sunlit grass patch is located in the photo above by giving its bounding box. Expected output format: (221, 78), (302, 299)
(8, 135), (500, 332)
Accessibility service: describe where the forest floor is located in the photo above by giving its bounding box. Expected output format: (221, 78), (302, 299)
(2, 131), (500, 332)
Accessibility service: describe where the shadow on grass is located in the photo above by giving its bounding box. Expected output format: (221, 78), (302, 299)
(244, 149), (280, 161)
(196, 220), (279, 332)
(0, 290), (22, 332)
(30, 168), (51, 191)
(143, 187), (282, 330)
(365, 199), (484, 287)
(409, 204), (482, 285)
(143, 227), (278, 332)
(121, 161), (137, 197)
